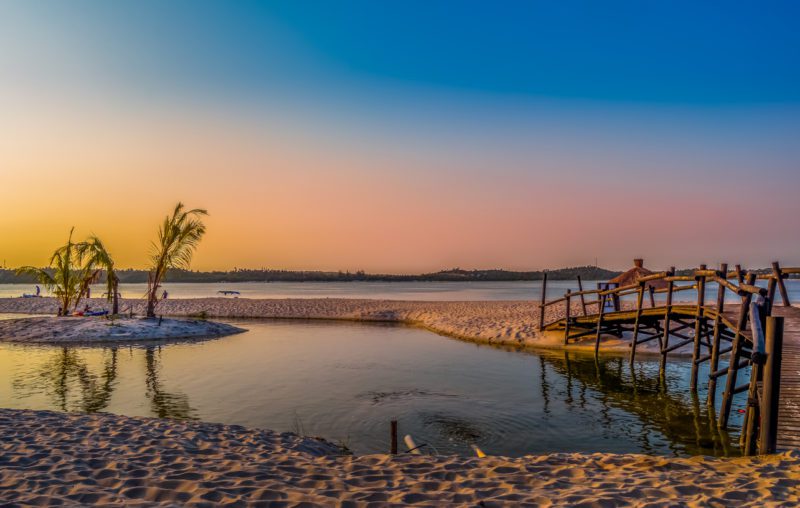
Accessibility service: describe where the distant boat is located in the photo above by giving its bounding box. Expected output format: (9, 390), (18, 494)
(217, 290), (241, 296)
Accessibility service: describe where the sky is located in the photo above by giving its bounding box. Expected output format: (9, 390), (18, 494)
(1, 1), (799, 273)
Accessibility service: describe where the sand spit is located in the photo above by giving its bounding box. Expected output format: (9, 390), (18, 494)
(0, 296), (675, 353)
(0, 316), (245, 343)
(0, 408), (797, 507)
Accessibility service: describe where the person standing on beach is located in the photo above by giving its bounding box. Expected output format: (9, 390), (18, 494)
(162, 290), (168, 300)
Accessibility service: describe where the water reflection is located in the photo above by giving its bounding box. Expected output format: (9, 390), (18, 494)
(544, 350), (737, 456)
(13, 347), (118, 413)
(143, 347), (196, 420)
(12, 345), (195, 420)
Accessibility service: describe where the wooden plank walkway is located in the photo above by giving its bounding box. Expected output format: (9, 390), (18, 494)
(772, 305), (800, 451)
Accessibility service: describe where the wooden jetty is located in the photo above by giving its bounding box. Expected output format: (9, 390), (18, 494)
(539, 262), (799, 454)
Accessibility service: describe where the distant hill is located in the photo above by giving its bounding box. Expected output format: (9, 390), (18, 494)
(0, 265), (621, 284)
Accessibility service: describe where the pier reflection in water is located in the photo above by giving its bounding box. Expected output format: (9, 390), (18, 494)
(0, 319), (741, 457)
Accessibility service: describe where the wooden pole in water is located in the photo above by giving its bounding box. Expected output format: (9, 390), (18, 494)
(707, 263), (728, 407)
(719, 272), (757, 429)
(659, 267), (676, 377)
(390, 420), (398, 454)
(735, 264), (744, 284)
(538, 272), (548, 330)
(690, 265), (707, 391)
(772, 262), (791, 307)
(648, 285), (656, 308)
(595, 293), (607, 358)
(759, 316), (784, 454)
(577, 276), (587, 316)
(629, 282), (645, 366)
(564, 289), (572, 345)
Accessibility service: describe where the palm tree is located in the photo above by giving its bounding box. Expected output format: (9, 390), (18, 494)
(17, 228), (86, 315)
(76, 236), (120, 315)
(146, 203), (208, 318)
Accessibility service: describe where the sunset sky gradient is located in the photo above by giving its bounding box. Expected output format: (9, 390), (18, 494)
(1, 1), (799, 272)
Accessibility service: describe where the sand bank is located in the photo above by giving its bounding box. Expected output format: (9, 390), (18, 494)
(0, 297), (676, 353)
(0, 316), (244, 343)
(0, 408), (797, 506)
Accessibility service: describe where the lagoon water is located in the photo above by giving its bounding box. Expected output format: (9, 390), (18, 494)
(0, 318), (743, 457)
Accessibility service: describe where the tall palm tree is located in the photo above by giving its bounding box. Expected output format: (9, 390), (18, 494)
(146, 202), (208, 318)
(76, 236), (119, 314)
(17, 228), (86, 315)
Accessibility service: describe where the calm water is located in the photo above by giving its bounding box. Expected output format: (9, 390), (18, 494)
(2, 280), (798, 303)
(0, 318), (744, 457)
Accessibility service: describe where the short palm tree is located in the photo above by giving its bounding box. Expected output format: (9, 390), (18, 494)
(17, 228), (85, 314)
(76, 236), (119, 314)
(146, 203), (208, 318)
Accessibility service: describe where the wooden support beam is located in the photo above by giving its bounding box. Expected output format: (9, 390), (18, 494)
(663, 337), (694, 354)
(719, 273), (757, 429)
(772, 261), (791, 307)
(708, 263), (728, 407)
(577, 276), (587, 316)
(629, 283), (645, 366)
(595, 293), (606, 358)
(759, 316), (784, 454)
(564, 290), (571, 345)
(659, 267), (676, 377)
(538, 272), (548, 330)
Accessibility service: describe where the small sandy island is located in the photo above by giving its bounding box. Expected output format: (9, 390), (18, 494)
(0, 316), (245, 343)
(0, 408), (797, 506)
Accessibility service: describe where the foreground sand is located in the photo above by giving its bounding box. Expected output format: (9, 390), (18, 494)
(0, 409), (797, 506)
(0, 316), (244, 343)
(0, 296), (670, 353)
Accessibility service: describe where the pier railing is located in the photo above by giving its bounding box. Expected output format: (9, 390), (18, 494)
(537, 262), (797, 455)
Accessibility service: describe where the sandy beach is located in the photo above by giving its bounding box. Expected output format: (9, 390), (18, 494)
(0, 408), (796, 507)
(0, 296), (667, 353)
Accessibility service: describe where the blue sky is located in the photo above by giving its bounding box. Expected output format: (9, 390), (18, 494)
(1, 1), (799, 270)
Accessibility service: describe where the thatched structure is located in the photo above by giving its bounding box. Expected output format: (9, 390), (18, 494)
(608, 259), (668, 289)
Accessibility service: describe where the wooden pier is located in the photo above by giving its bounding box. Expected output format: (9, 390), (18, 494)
(539, 263), (799, 454)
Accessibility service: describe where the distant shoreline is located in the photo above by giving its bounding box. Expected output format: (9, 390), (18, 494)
(0, 266), (620, 284)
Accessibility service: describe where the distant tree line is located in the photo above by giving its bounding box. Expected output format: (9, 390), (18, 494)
(2, 265), (623, 284)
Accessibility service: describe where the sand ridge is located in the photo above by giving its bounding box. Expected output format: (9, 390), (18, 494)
(0, 408), (798, 506)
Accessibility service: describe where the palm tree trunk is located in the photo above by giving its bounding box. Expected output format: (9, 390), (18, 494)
(112, 278), (119, 315)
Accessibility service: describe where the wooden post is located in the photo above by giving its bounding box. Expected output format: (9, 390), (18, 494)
(708, 263), (728, 407)
(659, 267), (675, 377)
(648, 285), (656, 308)
(719, 272), (756, 429)
(595, 293), (607, 358)
(629, 282), (645, 366)
(767, 276), (777, 316)
(735, 264), (744, 284)
(759, 316), (784, 454)
(538, 272), (548, 330)
(390, 420), (398, 454)
(577, 276), (587, 316)
(772, 261), (791, 307)
(564, 290), (572, 345)
(743, 299), (766, 455)
(690, 265), (707, 390)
